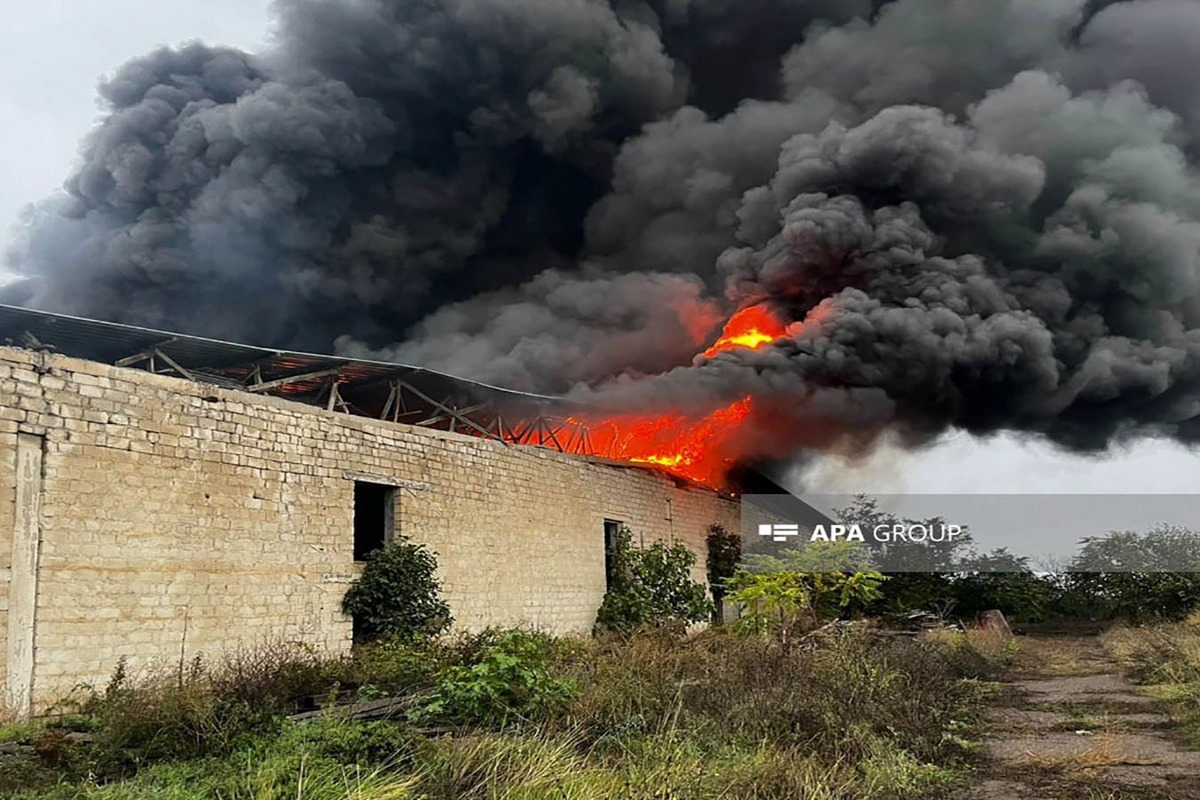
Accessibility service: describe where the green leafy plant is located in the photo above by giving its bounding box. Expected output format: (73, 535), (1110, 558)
(595, 526), (712, 633)
(726, 571), (809, 640)
(342, 539), (452, 642)
(727, 559), (886, 642)
(411, 630), (576, 727)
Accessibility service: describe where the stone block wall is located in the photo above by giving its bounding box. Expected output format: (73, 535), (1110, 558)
(0, 346), (739, 714)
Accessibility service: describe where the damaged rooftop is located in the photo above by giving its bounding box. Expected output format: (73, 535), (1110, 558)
(0, 302), (713, 490)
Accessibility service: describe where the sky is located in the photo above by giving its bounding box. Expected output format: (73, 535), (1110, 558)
(0, 0), (272, 262)
(794, 430), (1200, 495)
(2, 0), (1200, 496)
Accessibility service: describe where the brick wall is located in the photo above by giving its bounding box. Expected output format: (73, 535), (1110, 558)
(0, 346), (739, 713)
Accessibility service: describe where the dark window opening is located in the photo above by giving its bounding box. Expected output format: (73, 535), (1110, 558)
(354, 482), (395, 561)
(603, 519), (623, 590)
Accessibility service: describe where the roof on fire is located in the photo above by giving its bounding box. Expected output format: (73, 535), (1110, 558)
(0, 303), (753, 496)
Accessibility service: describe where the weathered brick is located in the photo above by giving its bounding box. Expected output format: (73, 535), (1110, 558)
(0, 345), (739, 713)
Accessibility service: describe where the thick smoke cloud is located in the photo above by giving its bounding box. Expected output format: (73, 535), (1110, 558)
(8, 0), (1200, 456)
(782, 0), (1085, 114)
(338, 268), (721, 390)
(1067, 0), (1200, 139)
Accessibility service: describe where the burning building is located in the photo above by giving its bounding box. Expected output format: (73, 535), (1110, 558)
(5, 0), (1200, 712)
(0, 304), (740, 715)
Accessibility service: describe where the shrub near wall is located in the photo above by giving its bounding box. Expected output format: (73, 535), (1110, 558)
(595, 526), (711, 633)
(342, 540), (453, 642)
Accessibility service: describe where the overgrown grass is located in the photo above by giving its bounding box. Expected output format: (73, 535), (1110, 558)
(1104, 612), (1200, 746)
(14, 718), (418, 800)
(565, 625), (1009, 764)
(4, 625), (1014, 800)
(8, 726), (962, 800)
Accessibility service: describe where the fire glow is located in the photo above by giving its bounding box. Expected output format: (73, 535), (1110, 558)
(700, 305), (787, 358)
(515, 305), (787, 489)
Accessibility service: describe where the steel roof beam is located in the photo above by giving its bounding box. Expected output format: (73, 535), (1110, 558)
(245, 367), (342, 392)
(114, 338), (178, 367)
(394, 379), (506, 444)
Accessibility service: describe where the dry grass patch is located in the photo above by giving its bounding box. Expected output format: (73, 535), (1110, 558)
(1105, 618), (1200, 686)
(1104, 618), (1200, 747)
(1016, 638), (1103, 677)
(1016, 734), (1168, 773)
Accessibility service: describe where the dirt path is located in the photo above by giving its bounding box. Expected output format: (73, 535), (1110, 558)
(962, 635), (1200, 800)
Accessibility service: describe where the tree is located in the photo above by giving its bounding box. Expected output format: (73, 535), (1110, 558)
(1067, 525), (1200, 622)
(830, 495), (959, 615)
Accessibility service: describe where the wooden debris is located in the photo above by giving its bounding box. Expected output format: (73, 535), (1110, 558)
(289, 695), (414, 723)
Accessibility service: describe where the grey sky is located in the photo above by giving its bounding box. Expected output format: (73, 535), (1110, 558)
(2, 0), (1200, 495)
(0, 0), (271, 258)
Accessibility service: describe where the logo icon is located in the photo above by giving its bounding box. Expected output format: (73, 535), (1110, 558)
(758, 523), (800, 542)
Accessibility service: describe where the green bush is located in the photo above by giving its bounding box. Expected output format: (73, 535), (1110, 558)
(411, 631), (576, 728)
(726, 567), (885, 640)
(949, 572), (1059, 623)
(595, 526), (712, 633)
(342, 539), (453, 642)
(322, 635), (444, 699)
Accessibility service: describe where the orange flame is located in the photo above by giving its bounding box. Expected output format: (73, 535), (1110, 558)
(512, 305), (789, 489)
(701, 304), (788, 358)
(589, 397), (754, 487)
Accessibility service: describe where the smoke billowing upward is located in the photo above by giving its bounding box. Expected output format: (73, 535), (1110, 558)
(8, 0), (1200, 463)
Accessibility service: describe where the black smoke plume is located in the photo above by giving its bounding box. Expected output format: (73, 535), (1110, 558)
(8, 0), (1200, 455)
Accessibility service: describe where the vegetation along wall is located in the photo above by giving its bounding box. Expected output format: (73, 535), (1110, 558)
(0, 345), (739, 714)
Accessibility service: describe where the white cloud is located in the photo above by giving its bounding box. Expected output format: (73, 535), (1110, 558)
(796, 429), (1200, 494)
